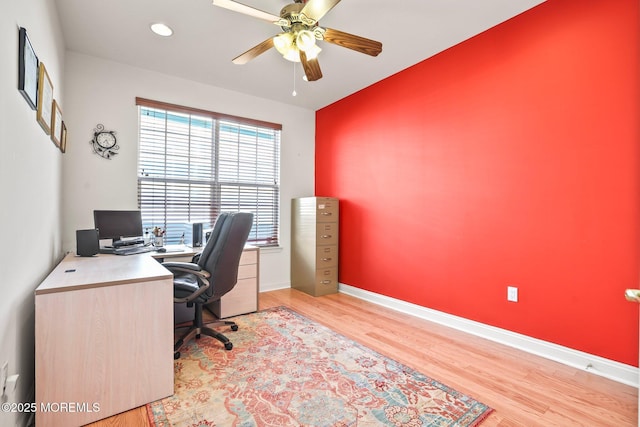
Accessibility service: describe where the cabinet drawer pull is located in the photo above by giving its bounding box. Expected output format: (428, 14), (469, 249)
(321, 280), (332, 284)
(625, 289), (640, 303)
(321, 234), (332, 239)
(321, 257), (332, 261)
(320, 212), (332, 216)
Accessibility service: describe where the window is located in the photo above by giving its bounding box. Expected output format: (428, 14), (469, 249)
(136, 98), (281, 247)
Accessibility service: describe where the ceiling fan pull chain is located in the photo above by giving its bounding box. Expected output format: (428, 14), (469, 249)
(292, 62), (297, 97)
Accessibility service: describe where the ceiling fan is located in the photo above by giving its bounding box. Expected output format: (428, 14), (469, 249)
(212, 0), (383, 81)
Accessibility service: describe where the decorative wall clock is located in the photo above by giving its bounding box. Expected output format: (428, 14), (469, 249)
(90, 124), (119, 159)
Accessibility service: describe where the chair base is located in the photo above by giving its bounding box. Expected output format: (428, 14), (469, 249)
(174, 317), (238, 359)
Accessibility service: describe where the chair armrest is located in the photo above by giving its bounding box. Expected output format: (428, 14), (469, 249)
(163, 261), (201, 272)
(163, 262), (211, 279)
(163, 262), (212, 303)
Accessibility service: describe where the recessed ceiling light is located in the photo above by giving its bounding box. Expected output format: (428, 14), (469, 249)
(150, 23), (173, 37)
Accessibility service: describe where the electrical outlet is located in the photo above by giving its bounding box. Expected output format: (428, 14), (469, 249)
(5, 374), (19, 395)
(507, 286), (518, 302)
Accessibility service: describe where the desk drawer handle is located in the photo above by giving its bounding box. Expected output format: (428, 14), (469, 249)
(321, 257), (332, 262)
(321, 280), (332, 284)
(320, 212), (332, 216)
(321, 234), (332, 239)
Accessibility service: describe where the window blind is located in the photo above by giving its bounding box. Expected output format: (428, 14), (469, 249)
(136, 98), (280, 246)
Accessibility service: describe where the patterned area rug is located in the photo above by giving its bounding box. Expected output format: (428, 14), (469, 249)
(147, 306), (493, 426)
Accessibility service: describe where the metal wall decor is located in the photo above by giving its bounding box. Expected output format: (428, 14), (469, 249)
(90, 124), (119, 159)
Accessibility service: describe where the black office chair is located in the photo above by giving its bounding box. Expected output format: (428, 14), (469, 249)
(163, 212), (253, 359)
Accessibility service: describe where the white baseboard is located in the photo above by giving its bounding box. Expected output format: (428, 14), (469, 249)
(339, 283), (639, 388)
(259, 282), (291, 292)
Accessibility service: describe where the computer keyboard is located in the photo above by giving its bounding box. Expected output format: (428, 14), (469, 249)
(114, 245), (153, 255)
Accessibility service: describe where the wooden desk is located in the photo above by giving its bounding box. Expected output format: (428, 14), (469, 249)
(34, 253), (174, 427)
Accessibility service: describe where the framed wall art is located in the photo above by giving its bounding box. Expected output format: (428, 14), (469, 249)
(51, 100), (63, 148)
(60, 121), (67, 153)
(18, 27), (38, 110)
(36, 62), (53, 135)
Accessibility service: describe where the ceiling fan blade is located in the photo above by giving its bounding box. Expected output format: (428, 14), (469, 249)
(300, 0), (341, 23)
(213, 0), (281, 24)
(300, 51), (322, 81)
(232, 37), (275, 64)
(322, 28), (382, 57)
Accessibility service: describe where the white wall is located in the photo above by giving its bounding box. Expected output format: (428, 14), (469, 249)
(0, 0), (65, 425)
(62, 52), (316, 291)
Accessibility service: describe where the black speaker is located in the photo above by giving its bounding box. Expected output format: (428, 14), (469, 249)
(185, 222), (204, 247)
(192, 223), (203, 247)
(76, 229), (99, 257)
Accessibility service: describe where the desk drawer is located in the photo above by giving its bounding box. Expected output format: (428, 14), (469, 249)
(240, 249), (258, 265)
(209, 277), (257, 318)
(238, 263), (257, 280)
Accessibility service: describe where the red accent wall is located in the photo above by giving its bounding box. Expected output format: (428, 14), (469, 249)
(315, 0), (640, 365)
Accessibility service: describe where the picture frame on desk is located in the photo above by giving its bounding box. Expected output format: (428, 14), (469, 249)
(36, 62), (53, 135)
(18, 27), (38, 110)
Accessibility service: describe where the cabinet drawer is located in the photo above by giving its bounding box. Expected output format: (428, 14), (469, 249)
(210, 277), (257, 318)
(316, 222), (338, 246)
(315, 268), (338, 295)
(316, 267), (337, 284)
(240, 249), (258, 265)
(238, 263), (256, 280)
(316, 199), (338, 223)
(316, 245), (338, 268)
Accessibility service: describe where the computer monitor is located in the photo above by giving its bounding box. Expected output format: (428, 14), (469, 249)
(93, 210), (143, 243)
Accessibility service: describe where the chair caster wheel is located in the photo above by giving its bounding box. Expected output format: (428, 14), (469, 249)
(231, 325), (238, 331)
(224, 342), (233, 350)
(174, 352), (180, 360)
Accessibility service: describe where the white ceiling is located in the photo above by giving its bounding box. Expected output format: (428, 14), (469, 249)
(53, 0), (545, 111)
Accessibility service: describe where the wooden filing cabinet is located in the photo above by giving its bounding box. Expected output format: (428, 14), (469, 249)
(291, 197), (339, 296)
(207, 246), (259, 318)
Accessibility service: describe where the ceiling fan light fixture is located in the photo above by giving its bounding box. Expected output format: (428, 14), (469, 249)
(150, 22), (173, 37)
(296, 29), (316, 52)
(275, 33), (300, 62)
(214, 0), (383, 81)
(274, 33), (294, 55)
(283, 48), (301, 62)
(305, 44), (321, 60)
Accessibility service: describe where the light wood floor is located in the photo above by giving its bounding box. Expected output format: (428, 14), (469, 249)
(89, 288), (638, 427)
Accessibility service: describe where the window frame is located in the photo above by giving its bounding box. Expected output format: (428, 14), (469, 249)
(136, 97), (281, 247)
